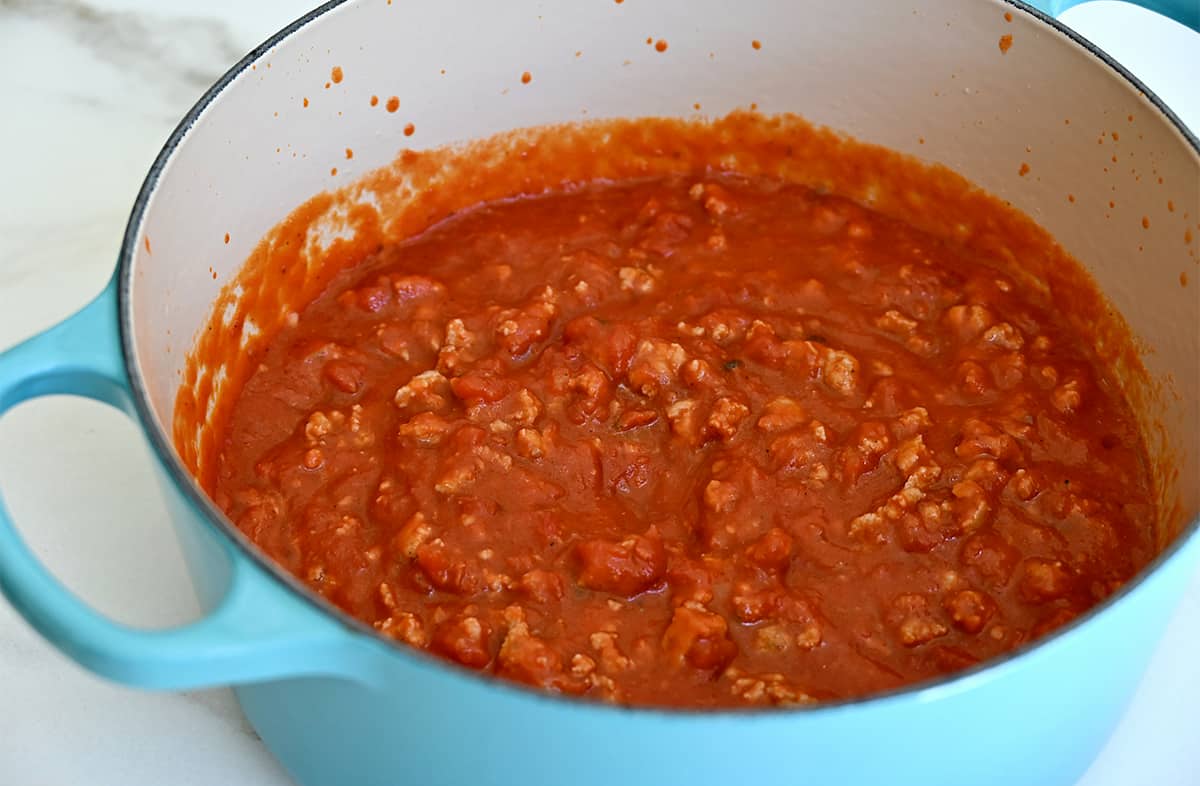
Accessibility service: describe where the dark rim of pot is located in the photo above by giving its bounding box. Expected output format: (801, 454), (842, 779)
(116, 0), (1200, 717)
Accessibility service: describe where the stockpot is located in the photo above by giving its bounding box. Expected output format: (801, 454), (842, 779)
(1, 1), (1197, 784)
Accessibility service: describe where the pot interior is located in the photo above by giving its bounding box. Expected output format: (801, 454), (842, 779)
(125, 0), (1199, 578)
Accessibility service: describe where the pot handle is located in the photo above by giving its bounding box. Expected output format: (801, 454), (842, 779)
(1024, 0), (1199, 32)
(0, 275), (364, 690)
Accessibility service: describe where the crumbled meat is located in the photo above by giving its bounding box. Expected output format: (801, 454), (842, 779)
(662, 603), (738, 671)
(703, 397), (750, 442)
(627, 339), (687, 397)
(888, 594), (948, 647)
(944, 589), (996, 634)
(394, 370), (452, 415)
(756, 397), (806, 432)
(431, 615), (492, 668)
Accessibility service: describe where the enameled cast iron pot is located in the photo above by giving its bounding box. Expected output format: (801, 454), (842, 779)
(1, 2), (1197, 784)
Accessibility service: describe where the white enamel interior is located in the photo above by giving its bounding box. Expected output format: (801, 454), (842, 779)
(128, 0), (1199, 535)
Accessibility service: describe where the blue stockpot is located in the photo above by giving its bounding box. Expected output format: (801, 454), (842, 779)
(0, 2), (1197, 784)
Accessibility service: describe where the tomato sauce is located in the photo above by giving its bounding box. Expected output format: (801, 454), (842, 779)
(208, 170), (1156, 707)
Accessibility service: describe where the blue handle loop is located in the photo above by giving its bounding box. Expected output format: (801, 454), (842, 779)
(1025, 0), (1199, 32)
(0, 274), (362, 689)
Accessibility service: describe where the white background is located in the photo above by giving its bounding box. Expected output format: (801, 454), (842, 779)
(0, 2), (1197, 784)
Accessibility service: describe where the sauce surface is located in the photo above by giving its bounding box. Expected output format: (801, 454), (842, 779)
(212, 173), (1155, 707)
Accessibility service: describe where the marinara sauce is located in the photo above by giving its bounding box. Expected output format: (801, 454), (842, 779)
(213, 174), (1155, 707)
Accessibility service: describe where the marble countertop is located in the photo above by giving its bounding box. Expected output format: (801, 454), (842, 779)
(0, 2), (1197, 784)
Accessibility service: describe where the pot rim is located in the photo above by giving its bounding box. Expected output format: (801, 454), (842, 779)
(115, 0), (1200, 717)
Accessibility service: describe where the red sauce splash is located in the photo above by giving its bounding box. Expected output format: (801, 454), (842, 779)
(521, 71), (532, 84)
(386, 96), (400, 113)
(999, 34), (1013, 54)
(332, 66), (344, 84)
(655, 39), (668, 52)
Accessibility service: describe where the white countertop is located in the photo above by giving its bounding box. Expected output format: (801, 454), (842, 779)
(0, 2), (1197, 784)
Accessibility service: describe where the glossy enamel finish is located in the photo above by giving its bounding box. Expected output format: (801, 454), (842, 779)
(0, 1), (1196, 785)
